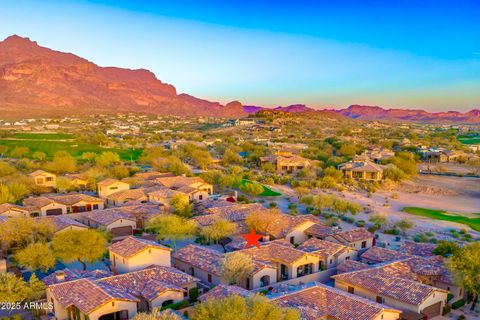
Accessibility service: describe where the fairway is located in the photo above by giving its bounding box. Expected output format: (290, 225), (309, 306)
(0, 135), (142, 161)
(457, 134), (480, 145)
(241, 179), (282, 197)
(401, 207), (480, 232)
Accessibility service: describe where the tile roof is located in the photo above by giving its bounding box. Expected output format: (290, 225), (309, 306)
(23, 196), (57, 208)
(42, 268), (112, 286)
(399, 241), (436, 257)
(97, 266), (198, 301)
(304, 223), (335, 238)
(48, 194), (103, 206)
(49, 278), (138, 314)
(41, 215), (88, 232)
(28, 170), (54, 177)
(147, 187), (186, 199)
(329, 228), (372, 243)
(265, 213), (321, 238)
(240, 242), (313, 265)
(360, 246), (410, 264)
(97, 178), (127, 186)
(332, 261), (447, 306)
(198, 284), (250, 301)
(194, 203), (265, 226)
(76, 209), (135, 226)
(0, 203), (29, 214)
(339, 161), (385, 173)
(106, 188), (149, 202)
(297, 238), (350, 258)
(173, 245), (223, 276)
(156, 176), (208, 190)
(273, 283), (400, 320)
(337, 260), (371, 274)
(109, 236), (171, 258)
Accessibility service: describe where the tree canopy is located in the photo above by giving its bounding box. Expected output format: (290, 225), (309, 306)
(147, 214), (197, 251)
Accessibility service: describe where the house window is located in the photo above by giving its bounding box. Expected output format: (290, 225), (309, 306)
(345, 256), (350, 261)
(93, 204), (99, 210)
(348, 286), (354, 294)
(376, 296), (384, 304)
(183, 288), (188, 297)
(199, 195), (203, 200)
(329, 259), (333, 265)
(208, 274), (212, 283)
(149, 249), (151, 254)
(246, 278), (250, 290)
(112, 302), (115, 306)
(46, 177), (54, 182)
(361, 241), (367, 248)
(290, 236), (295, 244)
(319, 261), (323, 270)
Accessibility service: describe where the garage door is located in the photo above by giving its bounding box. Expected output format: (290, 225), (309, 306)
(110, 226), (133, 237)
(422, 301), (442, 318)
(46, 208), (63, 216)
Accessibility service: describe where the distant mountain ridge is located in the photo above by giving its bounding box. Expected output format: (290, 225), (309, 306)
(0, 35), (478, 123)
(0, 35), (246, 118)
(334, 105), (480, 123)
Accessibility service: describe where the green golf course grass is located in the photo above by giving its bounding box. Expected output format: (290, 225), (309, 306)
(457, 134), (480, 145)
(401, 207), (480, 232)
(0, 133), (142, 161)
(241, 179), (282, 197)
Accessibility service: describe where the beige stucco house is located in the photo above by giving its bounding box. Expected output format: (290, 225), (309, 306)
(29, 170), (57, 188)
(156, 176), (213, 202)
(97, 178), (130, 199)
(23, 197), (68, 216)
(339, 161), (385, 181)
(74, 210), (137, 238)
(109, 236), (172, 274)
(0, 203), (30, 218)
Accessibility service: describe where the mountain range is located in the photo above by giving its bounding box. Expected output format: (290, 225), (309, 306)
(0, 35), (478, 123)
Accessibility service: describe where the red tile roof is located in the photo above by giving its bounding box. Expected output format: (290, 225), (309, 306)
(273, 283), (400, 320)
(198, 284), (250, 301)
(109, 236), (171, 258)
(297, 238), (350, 259)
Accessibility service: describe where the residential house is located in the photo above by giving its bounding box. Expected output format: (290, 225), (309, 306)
(273, 283), (401, 320)
(74, 210), (136, 237)
(360, 246), (411, 265)
(64, 174), (88, 190)
(198, 284), (250, 302)
(97, 178), (130, 199)
(260, 151), (312, 173)
(46, 266), (198, 320)
(325, 228), (374, 252)
(47, 194), (105, 213)
(173, 245), (277, 290)
(109, 236), (172, 274)
(29, 170), (57, 188)
(156, 176), (213, 201)
(193, 203), (265, 232)
(23, 197), (68, 216)
(42, 268), (112, 286)
(339, 161), (385, 181)
(147, 187), (189, 211)
(332, 261), (449, 319)
(239, 242), (321, 282)
(297, 238), (357, 270)
(42, 215), (89, 234)
(0, 203), (30, 218)
(356, 147), (395, 163)
(105, 188), (150, 206)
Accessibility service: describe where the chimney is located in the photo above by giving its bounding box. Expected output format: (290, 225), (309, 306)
(56, 271), (65, 282)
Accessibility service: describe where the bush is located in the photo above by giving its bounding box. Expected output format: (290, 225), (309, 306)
(356, 220), (366, 227)
(383, 229), (400, 235)
(442, 304), (451, 315)
(189, 287), (199, 302)
(457, 315), (466, 320)
(451, 299), (465, 310)
(161, 300), (190, 311)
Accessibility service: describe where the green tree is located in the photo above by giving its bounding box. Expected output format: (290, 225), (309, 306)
(10, 146), (30, 158)
(369, 213), (387, 229)
(52, 229), (106, 270)
(15, 242), (56, 272)
(0, 184), (15, 204)
(0, 161), (16, 177)
(0, 272), (31, 304)
(222, 146), (243, 165)
(111, 164), (130, 179)
(146, 215), (197, 252)
(51, 151), (77, 173)
(433, 241), (460, 257)
(133, 308), (183, 320)
(170, 194), (192, 218)
(394, 219), (414, 235)
(246, 209), (278, 235)
(240, 182), (264, 196)
(0, 217), (55, 248)
(96, 151), (121, 167)
(32, 151), (47, 162)
(220, 251), (254, 285)
(192, 294), (300, 320)
(200, 219), (236, 252)
(448, 242), (480, 310)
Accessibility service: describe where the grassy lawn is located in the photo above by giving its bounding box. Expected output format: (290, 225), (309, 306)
(457, 134), (480, 145)
(401, 207), (480, 232)
(0, 138), (142, 161)
(241, 179), (282, 197)
(12, 132), (75, 140)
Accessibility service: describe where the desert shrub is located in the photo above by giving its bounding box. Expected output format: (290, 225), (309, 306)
(451, 299), (465, 310)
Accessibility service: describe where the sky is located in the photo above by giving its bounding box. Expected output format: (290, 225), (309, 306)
(1, 0), (479, 111)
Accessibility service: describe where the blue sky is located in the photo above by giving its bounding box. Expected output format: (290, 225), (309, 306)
(1, 0), (479, 111)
